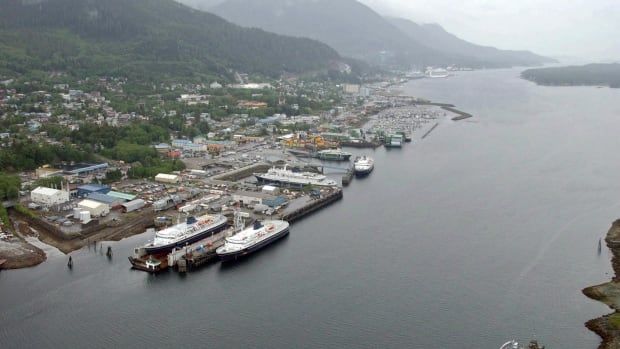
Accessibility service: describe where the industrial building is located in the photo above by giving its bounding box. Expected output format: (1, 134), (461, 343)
(61, 162), (109, 176)
(77, 184), (110, 197)
(86, 192), (125, 208)
(155, 173), (180, 184)
(78, 199), (110, 217)
(30, 187), (70, 206)
(232, 191), (272, 206)
(262, 196), (288, 208)
(107, 191), (137, 201)
(261, 185), (280, 195)
(121, 199), (146, 213)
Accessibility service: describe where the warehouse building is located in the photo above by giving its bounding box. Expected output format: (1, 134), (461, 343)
(155, 173), (180, 184)
(77, 184), (110, 198)
(121, 199), (146, 213)
(78, 199), (110, 217)
(107, 191), (137, 201)
(61, 162), (109, 176)
(86, 192), (125, 208)
(30, 187), (70, 206)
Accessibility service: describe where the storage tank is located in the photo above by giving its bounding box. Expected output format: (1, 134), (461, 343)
(73, 208), (82, 219)
(79, 211), (91, 224)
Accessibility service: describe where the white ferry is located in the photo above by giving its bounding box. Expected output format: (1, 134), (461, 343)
(140, 214), (228, 254)
(255, 166), (338, 187)
(216, 220), (290, 261)
(353, 156), (374, 176)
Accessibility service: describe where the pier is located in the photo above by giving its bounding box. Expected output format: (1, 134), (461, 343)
(422, 122), (439, 139)
(280, 188), (343, 223)
(129, 228), (232, 273)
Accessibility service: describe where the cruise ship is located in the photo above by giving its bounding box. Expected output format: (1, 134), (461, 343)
(353, 156), (374, 176)
(316, 149), (352, 161)
(216, 220), (290, 261)
(255, 166), (338, 187)
(140, 214), (228, 254)
(426, 68), (450, 78)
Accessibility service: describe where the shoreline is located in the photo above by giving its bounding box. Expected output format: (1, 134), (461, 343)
(583, 219), (620, 348)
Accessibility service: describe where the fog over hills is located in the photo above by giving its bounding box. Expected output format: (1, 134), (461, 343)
(197, 0), (553, 68)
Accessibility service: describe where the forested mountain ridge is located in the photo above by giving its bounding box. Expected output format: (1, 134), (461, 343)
(0, 0), (341, 80)
(210, 0), (458, 67)
(522, 63), (620, 88)
(208, 0), (554, 68)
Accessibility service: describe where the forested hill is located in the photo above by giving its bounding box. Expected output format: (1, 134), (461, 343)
(0, 0), (341, 80)
(522, 64), (620, 88)
(210, 0), (458, 67)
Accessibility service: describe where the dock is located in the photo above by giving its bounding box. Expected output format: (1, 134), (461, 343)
(341, 169), (354, 186)
(129, 228), (232, 273)
(280, 188), (343, 223)
(422, 122), (439, 139)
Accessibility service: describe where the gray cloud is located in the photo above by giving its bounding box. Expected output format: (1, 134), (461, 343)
(360, 0), (620, 61)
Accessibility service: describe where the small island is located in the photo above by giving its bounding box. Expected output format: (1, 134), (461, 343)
(522, 63), (620, 88)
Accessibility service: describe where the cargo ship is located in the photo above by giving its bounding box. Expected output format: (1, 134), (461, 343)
(216, 220), (290, 261)
(138, 214), (228, 254)
(353, 156), (374, 176)
(316, 149), (352, 161)
(255, 166), (338, 187)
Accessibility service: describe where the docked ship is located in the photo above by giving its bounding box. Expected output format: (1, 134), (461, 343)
(316, 149), (352, 161)
(353, 156), (374, 176)
(426, 68), (450, 78)
(216, 220), (290, 261)
(255, 166), (338, 187)
(384, 134), (404, 148)
(139, 214), (228, 254)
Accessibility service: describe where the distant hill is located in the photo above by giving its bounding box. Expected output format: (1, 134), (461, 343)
(207, 0), (553, 68)
(522, 63), (620, 88)
(0, 0), (341, 80)
(388, 17), (555, 68)
(209, 0), (459, 67)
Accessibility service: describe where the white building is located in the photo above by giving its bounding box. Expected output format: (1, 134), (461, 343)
(30, 187), (70, 206)
(78, 199), (110, 217)
(262, 185), (280, 195)
(155, 173), (180, 184)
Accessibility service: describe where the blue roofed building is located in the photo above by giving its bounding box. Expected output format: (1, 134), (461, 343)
(77, 184), (110, 198)
(86, 192), (125, 207)
(262, 196), (288, 208)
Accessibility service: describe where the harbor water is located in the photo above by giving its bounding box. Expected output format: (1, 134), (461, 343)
(1, 68), (620, 348)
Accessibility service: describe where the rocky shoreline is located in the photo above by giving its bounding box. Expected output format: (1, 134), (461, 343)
(583, 219), (620, 348)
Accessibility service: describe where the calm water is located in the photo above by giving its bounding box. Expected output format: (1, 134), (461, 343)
(2, 68), (620, 348)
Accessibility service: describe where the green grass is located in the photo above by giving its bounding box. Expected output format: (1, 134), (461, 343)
(608, 313), (620, 329)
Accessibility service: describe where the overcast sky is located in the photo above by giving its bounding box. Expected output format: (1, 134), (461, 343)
(360, 0), (620, 62)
